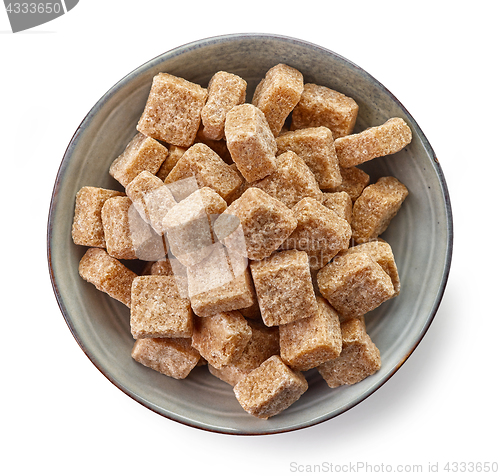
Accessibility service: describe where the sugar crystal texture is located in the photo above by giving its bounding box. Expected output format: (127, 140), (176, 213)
(317, 251), (395, 318)
(351, 176), (409, 243)
(163, 187), (227, 267)
(334, 118), (412, 168)
(131, 337), (200, 379)
(280, 296), (342, 371)
(318, 318), (381, 388)
(72, 186), (125, 248)
(252, 64), (304, 137)
(233, 355), (308, 419)
(78, 248), (138, 308)
(156, 145), (186, 181)
(224, 103), (277, 182)
(281, 197), (352, 270)
(332, 166), (370, 201)
(130, 275), (193, 339)
(125, 171), (177, 235)
(252, 151), (323, 208)
(164, 143), (242, 201)
(214, 187), (297, 261)
(208, 320), (279, 386)
(109, 132), (168, 187)
(191, 311), (252, 369)
(322, 191), (353, 224)
(250, 250), (318, 326)
(291, 83), (359, 139)
(137, 72), (208, 147)
(276, 127), (342, 189)
(201, 71), (247, 140)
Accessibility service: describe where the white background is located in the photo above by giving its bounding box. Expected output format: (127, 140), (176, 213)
(1, 1), (498, 475)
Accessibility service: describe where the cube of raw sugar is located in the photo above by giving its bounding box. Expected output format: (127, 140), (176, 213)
(164, 143), (242, 201)
(250, 250), (318, 326)
(156, 145), (186, 181)
(72, 186), (125, 248)
(78, 248), (138, 308)
(224, 104), (277, 182)
(101, 196), (165, 260)
(333, 166), (370, 201)
(131, 337), (200, 380)
(163, 187), (227, 267)
(276, 127), (342, 189)
(341, 240), (401, 295)
(214, 188), (297, 261)
(252, 151), (323, 208)
(195, 131), (233, 164)
(191, 311), (252, 369)
(233, 355), (308, 419)
(225, 163), (249, 205)
(318, 318), (381, 388)
(351, 176), (409, 243)
(201, 71), (247, 140)
(252, 64), (304, 137)
(291, 83), (359, 139)
(280, 296), (342, 371)
(281, 197), (352, 270)
(125, 171), (177, 235)
(334, 117), (412, 168)
(187, 244), (256, 317)
(109, 132), (168, 187)
(136, 72), (208, 147)
(130, 275), (193, 339)
(317, 251), (395, 318)
(208, 321), (279, 386)
(322, 191), (353, 224)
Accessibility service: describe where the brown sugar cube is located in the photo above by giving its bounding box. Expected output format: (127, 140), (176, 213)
(280, 296), (342, 371)
(130, 275), (193, 339)
(276, 127), (342, 189)
(281, 197), (352, 270)
(341, 240), (401, 295)
(225, 163), (250, 205)
(72, 187), (125, 248)
(233, 355), (308, 419)
(78, 248), (137, 308)
(125, 171), (177, 236)
(224, 104), (277, 182)
(163, 187), (227, 267)
(317, 251), (395, 318)
(291, 83), (359, 139)
(156, 145), (186, 181)
(187, 244), (256, 317)
(101, 196), (165, 261)
(318, 317), (381, 388)
(109, 132), (168, 187)
(250, 250), (318, 326)
(351, 176), (409, 243)
(214, 187), (298, 261)
(322, 191), (353, 224)
(334, 117), (412, 168)
(201, 71), (247, 141)
(252, 64), (304, 137)
(132, 337), (200, 380)
(164, 143), (242, 201)
(208, 320), (280, 386)
(191, 311), (252, 369)
(195, 131), (233, 164)
(252, 151), (323, 208)
(136, 72), (208, 147)
(332, 166), (370, 201)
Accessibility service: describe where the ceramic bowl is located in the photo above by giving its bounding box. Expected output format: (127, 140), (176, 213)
(47, 33), (453, 435)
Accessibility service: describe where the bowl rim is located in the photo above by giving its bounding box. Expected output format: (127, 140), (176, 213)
(47, 32), (454, 435)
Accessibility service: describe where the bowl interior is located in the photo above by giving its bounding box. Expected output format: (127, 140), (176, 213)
(48, 34), (452, 434)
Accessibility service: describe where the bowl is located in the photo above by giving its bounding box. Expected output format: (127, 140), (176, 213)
(47, 33), (453, 434)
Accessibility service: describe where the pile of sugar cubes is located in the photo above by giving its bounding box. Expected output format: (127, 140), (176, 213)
(72, 63), (412, 419)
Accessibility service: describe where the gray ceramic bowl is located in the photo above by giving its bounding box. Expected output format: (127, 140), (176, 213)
(48, 33), (453, 435)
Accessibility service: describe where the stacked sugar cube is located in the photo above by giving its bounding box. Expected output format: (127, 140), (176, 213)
(72, 63), (411, 419)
